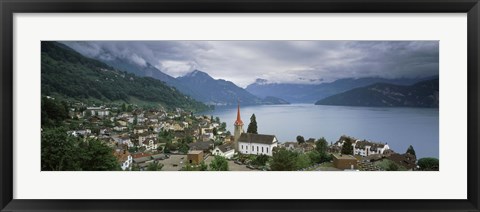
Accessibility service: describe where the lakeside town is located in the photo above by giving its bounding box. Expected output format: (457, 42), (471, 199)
(41, 96), (439, 171)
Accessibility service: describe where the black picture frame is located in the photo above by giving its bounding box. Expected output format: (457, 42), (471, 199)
(1, 0), (479, 211)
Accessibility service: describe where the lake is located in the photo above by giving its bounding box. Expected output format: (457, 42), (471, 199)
(204, 104), (439, 159)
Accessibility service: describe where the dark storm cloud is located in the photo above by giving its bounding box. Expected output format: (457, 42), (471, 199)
(62, 41), (438, 88)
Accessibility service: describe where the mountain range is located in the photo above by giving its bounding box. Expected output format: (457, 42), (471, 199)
(61, 42), (438, 108)
(41, 41), (209, 112)
(245, 76), (438, 103)
(315, 79), (439, 107)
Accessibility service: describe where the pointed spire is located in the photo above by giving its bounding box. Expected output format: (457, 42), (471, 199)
(234, 100), (243, 126)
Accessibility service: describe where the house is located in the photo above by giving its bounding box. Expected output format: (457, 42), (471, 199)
(113, 135), (133, 147)
(117, 119), (128, 126)
(87, 106), (110, 117)
(212, 143), (235, 159)
(335, 136), (389, 157)
(113, 126), (127, 132)
(237, 133), (278, 156)
(353, 140), (390, 157)
(113, 149), (132, 170)
(68, 129), (91, 137)
(332, 154), (358, 170)
(283, 142), (299, 151)
(134, 126), (148, 134)
(188, 141), (214, 152)
(142, 137), (159, 151)
(187, 150), (204, 165)
(132, 152), (153, 170)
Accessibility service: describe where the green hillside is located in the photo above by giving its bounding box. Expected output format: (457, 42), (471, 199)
(41, 41), (209, 112)
(315, 79), (439, 108)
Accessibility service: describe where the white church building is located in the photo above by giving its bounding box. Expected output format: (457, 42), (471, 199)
(237, 133), (278, 156)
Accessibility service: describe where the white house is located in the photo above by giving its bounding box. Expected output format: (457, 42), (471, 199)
(353, 140), (390, 156)
(113, 149), (133, 171)
(68, 129), (91, 137)
(335, 137), (390, 157)
(87, 106), (110, 117)
(212, 144), (235, 159)
(237, 133), (278, 156)
(142, 137), (159, 151)
(113, 135), (133, 147)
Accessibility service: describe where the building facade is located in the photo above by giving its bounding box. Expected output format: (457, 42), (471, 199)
(237, 133), (278, 156)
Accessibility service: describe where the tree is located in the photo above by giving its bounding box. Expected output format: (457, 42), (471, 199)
(387, 161), (399, 171)
(199, 161), (208, 171)
(251, 154), (269, 167)
(41, 127), (80, 171)
(41, 97), (69, 127)
(78, 138), (120, 171)
(156, 145), (163, 152)
(307, 151), (322, 164)
(220, 122), (227, 131)
(178, 143), (190, 154)
(296, 135), (305, 144)
(270, 148), (298, 171)
(417, 157), (439, 171)
(295, 154), (312, 170)
(212, 127), (218, 136)
(41, 127), (120, 171)
(341, 139), (353, 155)
(247, 114), (258, 134)
(406, 145), (416, 157)
(133, 116), (138, 125)
(209, 156), (229, 171)
(315, 137), (328, 154)
(163, 145), (171, 153)
(129, 146), (139, 153)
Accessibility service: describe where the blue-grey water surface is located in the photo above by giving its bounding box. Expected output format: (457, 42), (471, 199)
(204, 104), (439, 158)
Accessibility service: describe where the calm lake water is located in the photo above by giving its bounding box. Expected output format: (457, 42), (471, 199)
(204, 104), (439, 159)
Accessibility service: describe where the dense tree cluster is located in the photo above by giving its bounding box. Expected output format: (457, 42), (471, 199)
(209, 156), (229, 171)
(41, 97), (69, 127)
(417, 157), (439, 171)
(41, 127), (120, 171)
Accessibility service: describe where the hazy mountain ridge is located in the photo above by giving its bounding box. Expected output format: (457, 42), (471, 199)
(246, 77), (438, 103)
(314, 79), (439, 107)
(41, 41), (209, 111)
(64, 44), (282, 106)
(176, 70), (266, 106)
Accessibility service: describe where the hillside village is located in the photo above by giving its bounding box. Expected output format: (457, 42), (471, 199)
(41, 96), (438, 171)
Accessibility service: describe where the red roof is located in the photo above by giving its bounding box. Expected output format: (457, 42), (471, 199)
(234, 103), (243, 126)
(132, 152), (151, 159)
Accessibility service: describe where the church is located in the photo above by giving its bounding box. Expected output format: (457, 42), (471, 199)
(233, 103), (278, 156)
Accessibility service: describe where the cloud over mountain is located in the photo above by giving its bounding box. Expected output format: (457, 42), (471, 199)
(62, 41), (439, 88)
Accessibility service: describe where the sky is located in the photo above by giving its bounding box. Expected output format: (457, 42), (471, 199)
(62, 41), (439, 88)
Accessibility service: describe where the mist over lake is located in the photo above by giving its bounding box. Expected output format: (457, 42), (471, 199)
(206, 104), (439, 159)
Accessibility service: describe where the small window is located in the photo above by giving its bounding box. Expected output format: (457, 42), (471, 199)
(262, 147), (264, 153)
(266, 147), (269, 153)
(252, 146), (254, 151)
(257, 146), (259, 152)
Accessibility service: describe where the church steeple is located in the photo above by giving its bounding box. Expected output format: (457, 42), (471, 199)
(233, 101), (244, 149)
(234, 102), (243, 126)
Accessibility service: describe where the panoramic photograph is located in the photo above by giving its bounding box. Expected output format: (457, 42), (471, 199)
(41, 40), (439, 171)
